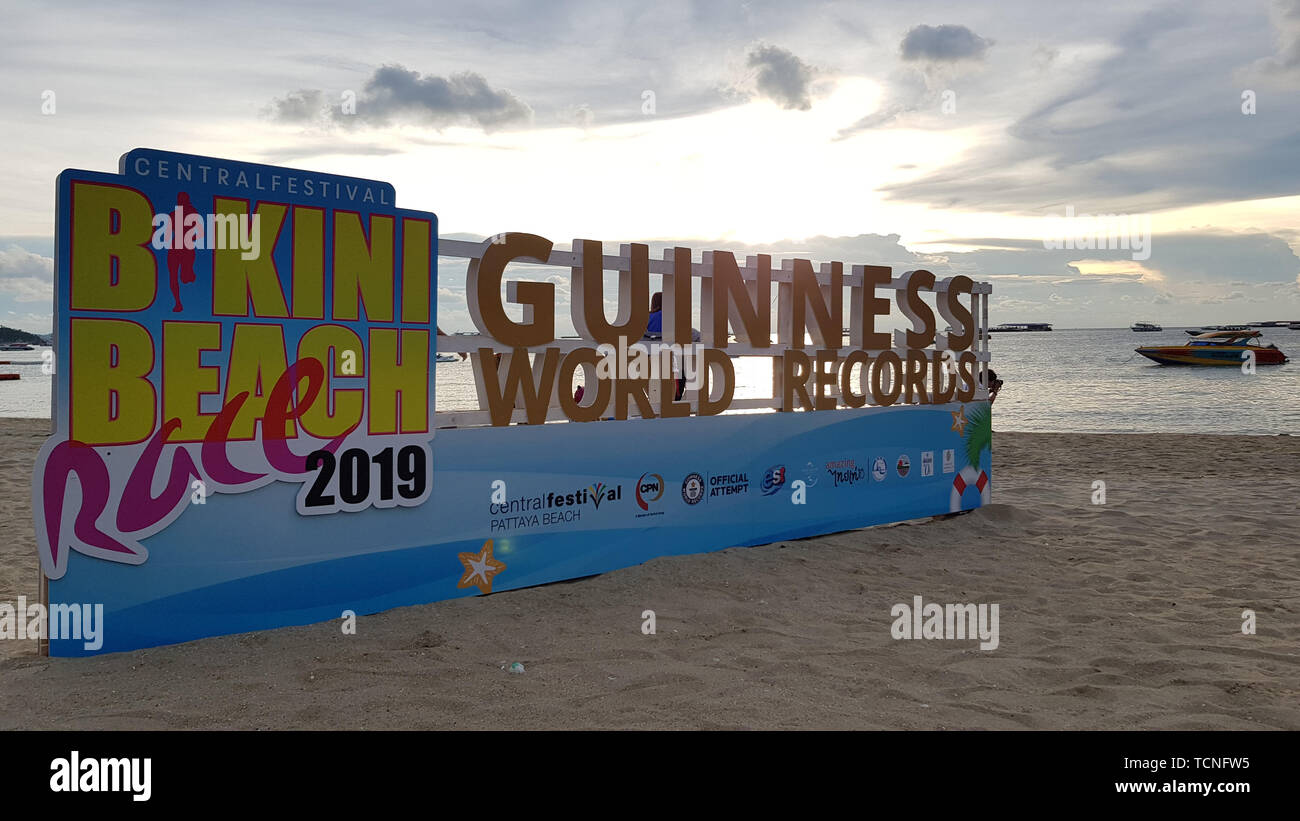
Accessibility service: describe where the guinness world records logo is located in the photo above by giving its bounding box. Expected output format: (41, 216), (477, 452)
(681, 472), (705, 505)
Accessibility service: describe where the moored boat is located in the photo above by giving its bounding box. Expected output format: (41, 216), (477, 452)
(989, 322), (1052, 332)
(1137, 331), (1288, 366)
(1184, 324), (1249, 335)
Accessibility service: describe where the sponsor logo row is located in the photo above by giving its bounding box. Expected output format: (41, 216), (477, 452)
(785, 449), (955, 491)
(487, 449), (957, 533)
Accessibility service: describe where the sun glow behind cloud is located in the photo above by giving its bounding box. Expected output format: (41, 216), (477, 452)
(235, 78), (986, 247)
(1070, 259), (1165, 283)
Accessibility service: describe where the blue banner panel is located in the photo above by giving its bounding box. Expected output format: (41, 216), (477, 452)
(47, 401), (990, 656)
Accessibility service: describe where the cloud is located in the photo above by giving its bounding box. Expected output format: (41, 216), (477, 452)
(836, 67), (932, 136)
(0, 277), (52, 303)
(900, 24), (993, 63)
(0, 311), (53, 334)
(1251, 0), (1300, 76)
(264, 89), (327, 124)
(878, 7), (1300, 212)
(837, 24), (991, 138)
(267, 65), (532, 132)
(653, 228), (1297, 326)
(357, 65), (533, 129)
(558, 103), (595, 129)
(0, 245), (53, 303)
(746, 44), (816, 111)
(255, 143), (405, 164)
(0, 244), (53, 280)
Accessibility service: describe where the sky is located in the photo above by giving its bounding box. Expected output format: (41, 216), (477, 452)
(2, 0), (1300, 333)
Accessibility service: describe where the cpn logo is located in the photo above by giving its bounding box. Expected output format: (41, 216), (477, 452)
(636, 473), (664, 510)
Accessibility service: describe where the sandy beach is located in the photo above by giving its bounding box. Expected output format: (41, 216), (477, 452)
(0, 416), (1296, 730)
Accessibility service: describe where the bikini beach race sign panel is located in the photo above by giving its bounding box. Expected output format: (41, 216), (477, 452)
(34, 149), (992, 656)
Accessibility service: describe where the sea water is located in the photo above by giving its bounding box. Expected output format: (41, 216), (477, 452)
(5, 327), (1298, 435)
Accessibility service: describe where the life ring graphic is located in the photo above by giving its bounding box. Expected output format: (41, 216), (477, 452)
(950, 465), (989, 512)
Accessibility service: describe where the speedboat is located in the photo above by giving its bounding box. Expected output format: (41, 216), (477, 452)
(1130, 321), (1162, 332)
(1137, 330), (1288, 366)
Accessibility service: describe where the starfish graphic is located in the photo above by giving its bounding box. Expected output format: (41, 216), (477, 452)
(457, 539), (507, 595)
(951, 406), (968, 435)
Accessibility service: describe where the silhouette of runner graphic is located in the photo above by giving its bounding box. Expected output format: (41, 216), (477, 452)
(166, 192), (200, 312)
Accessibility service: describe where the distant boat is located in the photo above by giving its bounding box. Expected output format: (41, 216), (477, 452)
(0, 373), (19, 381)
(988, 323), (1052, 332)
(1130, 321), (1162, 332)
(0, 342), (35, 351)
(1137, 330), (1288, 366)
(1184, 324), (1250, 335)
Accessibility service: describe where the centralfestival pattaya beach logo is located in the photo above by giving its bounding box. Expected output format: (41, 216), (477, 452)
(34, 150), (437, 581)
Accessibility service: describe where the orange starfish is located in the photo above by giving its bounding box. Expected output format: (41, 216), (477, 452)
(457, 539), (507, 594)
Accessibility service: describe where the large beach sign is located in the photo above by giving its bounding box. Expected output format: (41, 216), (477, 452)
(35, 149), (992, 656)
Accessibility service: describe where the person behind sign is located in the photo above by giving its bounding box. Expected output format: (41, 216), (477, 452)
(645, 292), (664, 339)
(643, 292), (702, 401)
(982, 368), (1004, 404)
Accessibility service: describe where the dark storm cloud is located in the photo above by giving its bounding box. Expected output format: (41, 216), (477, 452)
(900, 24), (992, 62)
(266, 65), (532, 131)
(357, 65), (533, 129)
(747, 43), (816, 110)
